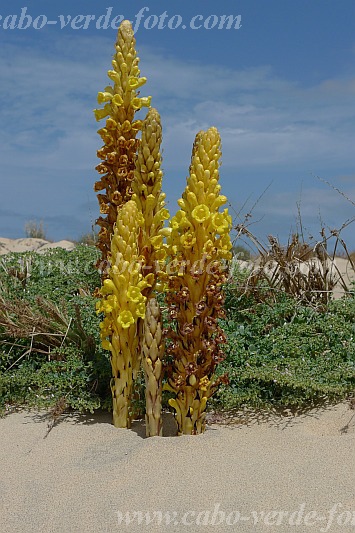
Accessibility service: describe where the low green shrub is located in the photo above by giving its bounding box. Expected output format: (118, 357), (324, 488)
(1, 247), (354, 418)
(0, 347), (103, 413)
(0, 245), (101, 301)
(0, 246), (112, 415)
(213, 276), (355, 411)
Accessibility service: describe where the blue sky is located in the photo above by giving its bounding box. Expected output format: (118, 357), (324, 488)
(1, 0), (355, 250)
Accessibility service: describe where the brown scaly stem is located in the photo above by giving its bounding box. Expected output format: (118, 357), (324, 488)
(142, 298), (164, 436)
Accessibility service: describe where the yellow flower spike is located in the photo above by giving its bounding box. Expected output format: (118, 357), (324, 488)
(142, 298), (164, 437)
(94, 20), (151, 271)
(99, 200), (146, 428)
(131, 107), (169, 437)
(165, 127), (232, 435)
(132, 108), (169, 293)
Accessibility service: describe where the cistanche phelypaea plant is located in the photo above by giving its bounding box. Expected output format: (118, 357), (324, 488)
(96, 200), (149, 428)
(95, 21), (232, 436)
(132, 107), (170, 436)
(164, 126), (233, 435)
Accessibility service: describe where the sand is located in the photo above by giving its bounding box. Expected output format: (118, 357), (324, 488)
(1, 404), (355, 533)
(1, 240), (354, 531)
(0, 238), (75, 255)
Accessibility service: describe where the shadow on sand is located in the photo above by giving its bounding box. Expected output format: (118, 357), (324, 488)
(24, 409), (179, 438)
(21, 399), (355, 438)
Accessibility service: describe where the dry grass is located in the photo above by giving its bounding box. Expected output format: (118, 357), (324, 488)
(0, 296), (95, 363)
(233, 224), (355, 308)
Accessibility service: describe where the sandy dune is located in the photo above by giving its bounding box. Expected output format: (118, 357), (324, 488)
(0, 238), (75, 255)
(1, 404), (355, 532)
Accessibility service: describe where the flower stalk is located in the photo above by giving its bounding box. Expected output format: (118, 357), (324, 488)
(165, 127), (232, 435)
(132, 108), (169, 436)
(96, 200), (149, 428)
(142, 297), (164, 436)
(94, 20), (151, 272)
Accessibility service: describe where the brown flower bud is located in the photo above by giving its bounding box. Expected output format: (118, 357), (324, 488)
(181, 322), (194, 335)
(195, 300), (207, 315)
(204, 316), (217, 331)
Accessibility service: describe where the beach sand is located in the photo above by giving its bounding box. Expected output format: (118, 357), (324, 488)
(1, 404), (355, 533)
(0, 238), (75, 255)
(1, 239), (354, 531)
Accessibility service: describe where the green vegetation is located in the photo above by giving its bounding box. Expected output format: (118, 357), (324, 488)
(0, 245), (354, 418)
(214, 277), (355, 411)
(0, 246), (111, 416)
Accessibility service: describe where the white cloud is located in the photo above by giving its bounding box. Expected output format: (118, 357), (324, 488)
(0, 33), (354, 242)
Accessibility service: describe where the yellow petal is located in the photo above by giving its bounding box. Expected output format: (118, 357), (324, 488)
(135, 302), (146, 319)
(192, 204), (210, 223)
(128, 76), (147, 89)
(94, 104), (111, 121)
(97, 91), (113, 104)
(101, 339), (112, 351)
(112, 94), (123, 106)
(127, 285), (143, 303)
(117, 310), (135, 329)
